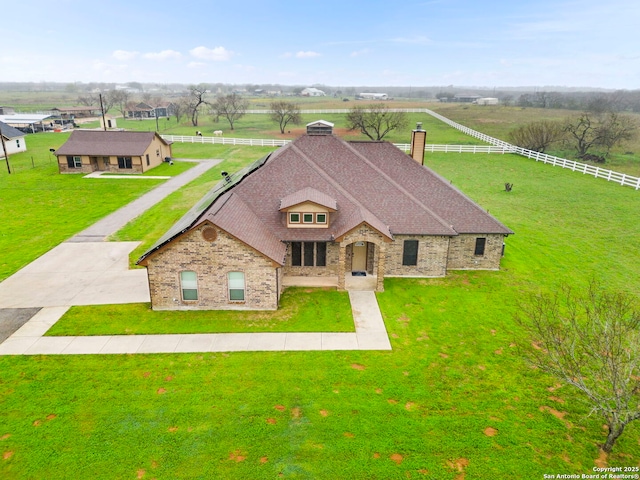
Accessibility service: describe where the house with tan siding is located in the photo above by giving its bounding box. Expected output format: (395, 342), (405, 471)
(54, 130), (172, 174)
(138, 121), (513, 311)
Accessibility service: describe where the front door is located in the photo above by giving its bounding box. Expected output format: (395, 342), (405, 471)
(352, 242), (367, 272)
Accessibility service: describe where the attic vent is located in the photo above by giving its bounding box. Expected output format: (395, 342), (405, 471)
(306, 120), (334, 136)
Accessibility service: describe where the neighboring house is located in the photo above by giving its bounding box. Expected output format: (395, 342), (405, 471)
(138, 121), (513, 311)
(51, 106), (101, 119)
(54, 130), (172, 174)
(301, 88), (326, 97)
(454, 94), (482, 103)
(0, 121), (27, 156)
(126, 102), (175, 118)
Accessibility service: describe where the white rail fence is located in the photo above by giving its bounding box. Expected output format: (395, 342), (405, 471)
(163, 107), (640, 190)
(421, 108), (640, 190)
(161, 134), (512, 154)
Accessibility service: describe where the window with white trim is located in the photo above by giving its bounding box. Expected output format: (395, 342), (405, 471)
(228, 272), (245, 301)
(66, 155), (82, 168)
(180, 271), (198, 300)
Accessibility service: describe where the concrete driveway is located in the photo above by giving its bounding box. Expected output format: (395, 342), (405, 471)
(0, 242), (149, 308)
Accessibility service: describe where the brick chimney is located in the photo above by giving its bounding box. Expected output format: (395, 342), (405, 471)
(410, 122), (426, 165)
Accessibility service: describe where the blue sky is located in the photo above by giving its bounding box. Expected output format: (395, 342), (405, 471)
(2, 0), (639, 88)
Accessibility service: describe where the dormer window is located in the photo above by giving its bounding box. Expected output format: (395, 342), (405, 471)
(280, 187), (337, 229)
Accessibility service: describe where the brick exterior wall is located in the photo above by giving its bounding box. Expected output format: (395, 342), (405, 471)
(385, 235), (449, 277)
(145, 224), (279, 310)
(446, 233), (505, 270)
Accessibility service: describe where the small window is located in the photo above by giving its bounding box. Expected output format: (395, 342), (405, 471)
(291, 242), (302, 266)
(402, 240), (419, 266)
(316, 213), (327, 224)
(316, 242), (327, 266)
(117, 156), (132, 169)
(474, 238), (486, 256)
(146, 154), (150, 166)
(67, 156), (82, 168)
(16, 139), (20, 148)
(303, 213), (314, 223)
(303, 242), (315, 266)
(289, 213), (300, 224)
(228, 272), (245, 301)
(180, 271), (198, 301)
(156, 149), (160, 157)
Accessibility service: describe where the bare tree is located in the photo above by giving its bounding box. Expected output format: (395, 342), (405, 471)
(515, 281), (640, 454)
(186, 84), (209, 127)
(269, 100), (302, 134)
(77, 94), (98, 106)
(212, 93), (248, 131)
(564, 111), (638, 159)
(346, 104), (408, 141)
(108, 90), (130, 119)
(508, 120), (564, 153)
(172, 96), (190, 124)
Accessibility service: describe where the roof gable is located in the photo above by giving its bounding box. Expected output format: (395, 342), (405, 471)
(280, 187), (337, 211)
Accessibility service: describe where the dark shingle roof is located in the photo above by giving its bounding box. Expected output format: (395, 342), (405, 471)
(54, 130), (167, 157)
(0, 121), (25, 139)
(139, 134), (512, 266)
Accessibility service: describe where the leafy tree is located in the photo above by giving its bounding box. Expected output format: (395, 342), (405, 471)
(211, 93), (248, 131)
(269, 100), (302, 134)
(346, 104), (408, 141)
(515, 281), (640, 454)
(508, 120), (564, 153)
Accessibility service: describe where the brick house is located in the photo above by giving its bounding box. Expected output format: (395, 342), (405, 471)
(55, 130), (172, 174)
(138, 122), (513, 310)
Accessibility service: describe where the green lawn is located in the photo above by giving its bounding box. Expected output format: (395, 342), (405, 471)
(0, 133), (165, 281)
(46, 288), (354, 335)
(1, 117), (640, 478)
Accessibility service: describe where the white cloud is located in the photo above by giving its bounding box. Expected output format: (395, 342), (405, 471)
(295, 51), (321, 58)
(143, 50), (182, 60)
(187, 62), (206, 68)
(189, 46), (233, 61)
(350, 48), (371, 57)
(112, 50), (139, 61)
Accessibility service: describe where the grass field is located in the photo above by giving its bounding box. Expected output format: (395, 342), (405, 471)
(1, 107), (639, 478)
(430, 103), (640, 176)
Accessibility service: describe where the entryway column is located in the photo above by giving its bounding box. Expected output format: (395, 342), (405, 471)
(337, 246), (346, 291)
(376, 244), (385, 292)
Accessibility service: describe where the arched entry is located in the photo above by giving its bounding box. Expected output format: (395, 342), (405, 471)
(338, 238), (386, 292)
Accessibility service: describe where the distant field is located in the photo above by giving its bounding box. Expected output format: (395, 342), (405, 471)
(430, 103), (640, 176)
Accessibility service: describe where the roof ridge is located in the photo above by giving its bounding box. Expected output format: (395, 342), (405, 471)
(342, 139), (457, 235)
(288, 141), (388, 233)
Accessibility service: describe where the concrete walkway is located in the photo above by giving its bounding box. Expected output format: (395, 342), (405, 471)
(0, 291), (391, 355)
(69, 159), (220, 242)
(0, 157), (392, 355)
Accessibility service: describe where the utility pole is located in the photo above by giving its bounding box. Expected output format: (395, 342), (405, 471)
(99, 93), (107, 131)
(0, 123), (11, 174)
